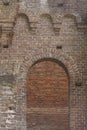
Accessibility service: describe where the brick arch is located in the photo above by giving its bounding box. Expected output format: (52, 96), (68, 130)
(15, 50), (82, 130)
(17, 50), (82, 84)
(40, 13), (53, 23)
(63, 13), (82, 23)
(14, 13), (31, 30)
(38, 13), (54, 34)
(31, 58), (69, 76)
(39, 13), (53, 26)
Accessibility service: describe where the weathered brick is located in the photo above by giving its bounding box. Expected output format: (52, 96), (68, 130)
(0, 0), (87, 130)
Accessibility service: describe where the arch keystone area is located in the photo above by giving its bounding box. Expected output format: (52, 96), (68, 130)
(16, 49), (82, 86)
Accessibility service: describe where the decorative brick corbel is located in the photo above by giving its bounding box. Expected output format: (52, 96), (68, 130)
(1, 25), (13, 48)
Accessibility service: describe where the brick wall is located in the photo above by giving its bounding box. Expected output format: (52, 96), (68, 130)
(0, 0), (87, 130)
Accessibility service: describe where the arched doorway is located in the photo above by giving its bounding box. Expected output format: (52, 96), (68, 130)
(26, 59), (69, 130)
